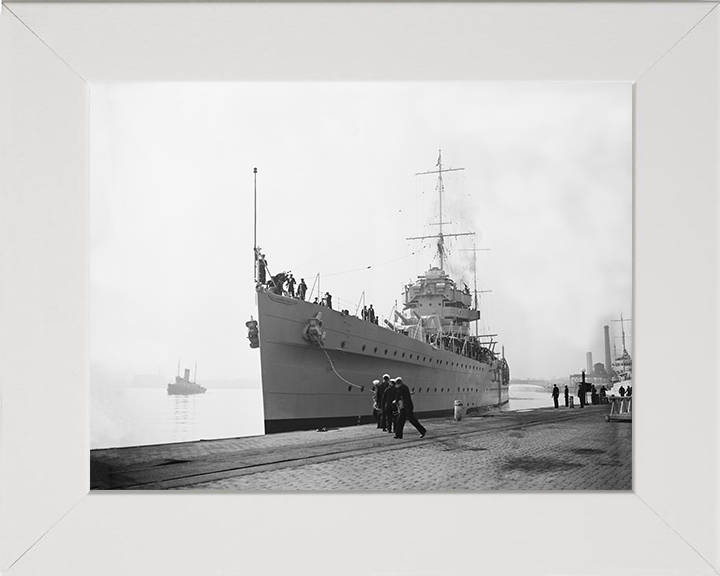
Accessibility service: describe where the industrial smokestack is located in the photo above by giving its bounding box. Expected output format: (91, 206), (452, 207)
(586, 352), (593, 374)
(604, 325), (612, 375)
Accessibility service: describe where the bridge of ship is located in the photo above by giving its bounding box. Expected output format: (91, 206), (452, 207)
(402, 267), (479, 337)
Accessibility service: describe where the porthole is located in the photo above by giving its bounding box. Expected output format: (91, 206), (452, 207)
(402, 352), (406, 358)
(427, 388), (430, 393)
(441, 388), (444, 393)
(384, 349), (388, 355)
(410, 354), (413, 359)
(374, 347), (378, 353)
(434, 388), (437, 393)
(348, 386), (352, 392)
(340, 341), (346, 349)
(394, 351), (397, 357)
(445, 361), (448, 365)
(362, 345), (366, 351)
(412, 388), (415, 393)
(423, 356), (426, 362)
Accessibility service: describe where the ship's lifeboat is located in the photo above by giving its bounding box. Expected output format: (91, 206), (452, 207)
(303, 312), (326, 345)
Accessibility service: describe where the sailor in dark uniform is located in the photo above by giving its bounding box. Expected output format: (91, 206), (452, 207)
(287, 274), (296, 298)
(393, 377), (426, 439)
(578, 370), (588, 408)
(298, 278), (307, 300)
(382, 378), (398, 434)
(552, 384), (560, 409)
(257, 254), (268, 285)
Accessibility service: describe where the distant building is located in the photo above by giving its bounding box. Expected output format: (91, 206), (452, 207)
(569, 369), (610, 391)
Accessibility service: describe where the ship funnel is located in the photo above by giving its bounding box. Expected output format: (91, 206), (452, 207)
(604, 325), (612, 375)
(184, 368), (191, 380)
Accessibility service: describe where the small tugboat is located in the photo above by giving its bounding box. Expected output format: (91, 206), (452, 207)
(167, 366), (206, 395)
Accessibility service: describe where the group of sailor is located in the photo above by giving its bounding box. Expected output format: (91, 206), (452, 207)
(361, 304), (378, 324)
(313, 293), (333, 309)
(256, 250), (309, 301)
(371, 374), (426, 439)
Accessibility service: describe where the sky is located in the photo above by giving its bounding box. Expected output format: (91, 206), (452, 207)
(89, 82), (632, 384)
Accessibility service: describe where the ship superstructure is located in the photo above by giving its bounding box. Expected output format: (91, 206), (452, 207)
(252, 153), (509, 433)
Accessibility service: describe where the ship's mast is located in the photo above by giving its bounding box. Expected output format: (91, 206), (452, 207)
(612, 314), (632, 356)
(409, 150), (473, 270)
(253, 167), (258, 283)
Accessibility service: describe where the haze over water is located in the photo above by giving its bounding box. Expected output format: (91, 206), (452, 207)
(91, 383), (549, 449)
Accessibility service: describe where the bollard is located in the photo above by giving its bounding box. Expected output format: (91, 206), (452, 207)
(569, 396), (574, 408)
(454, 400), (464, 421)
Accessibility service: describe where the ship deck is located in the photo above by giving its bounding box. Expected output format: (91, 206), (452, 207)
(91, 404), (630, 491)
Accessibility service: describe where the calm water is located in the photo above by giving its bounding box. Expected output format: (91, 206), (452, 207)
(91, 384), (554, 449)
(505, 384), (554, 411)
(91, 387), (265, 449)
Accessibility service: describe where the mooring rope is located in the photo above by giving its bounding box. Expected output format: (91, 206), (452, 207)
(284, 300), (368, 392)
(315, 342), (366, 392)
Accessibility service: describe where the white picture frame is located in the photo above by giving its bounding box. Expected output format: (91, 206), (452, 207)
(1, 2), (718, 575)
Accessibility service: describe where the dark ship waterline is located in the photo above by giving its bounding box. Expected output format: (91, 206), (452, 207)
(251, 153), (510, 433)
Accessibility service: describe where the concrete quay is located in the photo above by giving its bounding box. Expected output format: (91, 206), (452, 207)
(90, 405), (631, 491)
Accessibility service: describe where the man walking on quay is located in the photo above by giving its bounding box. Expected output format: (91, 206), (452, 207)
(578, 371), (586, 408)
(564, 385), (569, 407)
(552, 384), (560, 409)
(393, 377), (426, 439)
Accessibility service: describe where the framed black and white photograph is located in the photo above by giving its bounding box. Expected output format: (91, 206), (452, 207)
(87, 81), (633, 492)
(1, 2), (719, 575)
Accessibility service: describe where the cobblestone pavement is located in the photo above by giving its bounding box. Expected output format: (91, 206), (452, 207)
(92, 405), (631, 491)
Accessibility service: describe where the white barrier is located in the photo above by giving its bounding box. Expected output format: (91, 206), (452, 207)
(606, 395), (632, 421)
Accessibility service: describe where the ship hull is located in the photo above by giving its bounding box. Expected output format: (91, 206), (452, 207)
(257, 290), (509, 433)
(167, 385), (206, 395)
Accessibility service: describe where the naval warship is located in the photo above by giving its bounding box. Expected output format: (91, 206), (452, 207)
(249, 153), (510, 433)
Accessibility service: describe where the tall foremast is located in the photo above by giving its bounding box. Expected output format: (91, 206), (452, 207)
(409, 150), (473, 271)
